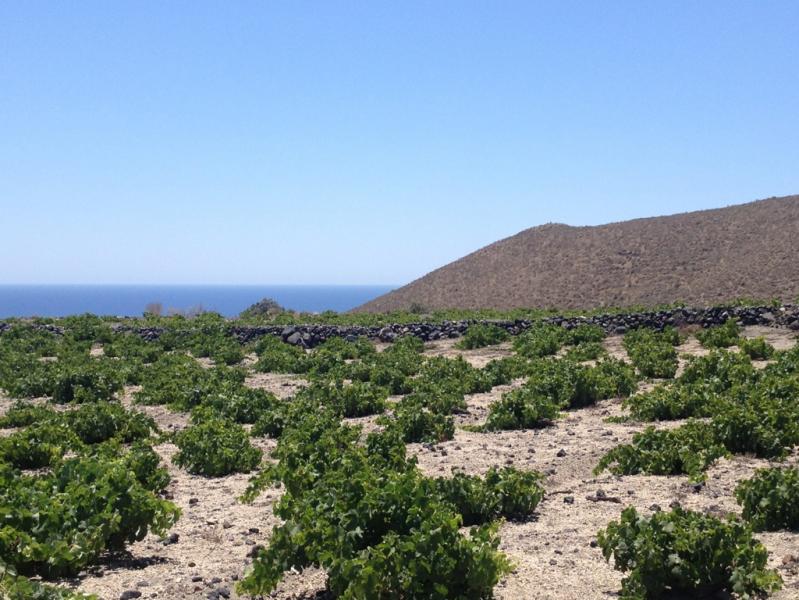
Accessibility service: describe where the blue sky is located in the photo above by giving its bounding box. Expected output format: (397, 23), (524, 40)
(1, 1), (797, 285)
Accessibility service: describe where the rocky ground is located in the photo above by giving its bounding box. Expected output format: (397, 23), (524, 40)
(2, 326), (798, 600)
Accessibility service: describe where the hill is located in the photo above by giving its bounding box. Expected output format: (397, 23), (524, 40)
(356, 195), (799, 312)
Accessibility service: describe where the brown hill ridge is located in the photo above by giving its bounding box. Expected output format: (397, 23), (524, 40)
(357, 195), (799, 312)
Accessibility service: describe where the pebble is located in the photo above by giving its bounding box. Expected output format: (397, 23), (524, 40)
(120, 592), (142, 600)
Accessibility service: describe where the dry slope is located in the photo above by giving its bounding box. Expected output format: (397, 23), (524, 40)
(357, 195), (799, 312)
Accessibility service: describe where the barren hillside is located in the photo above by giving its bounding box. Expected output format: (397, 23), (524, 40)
(357, 195), (799, 312)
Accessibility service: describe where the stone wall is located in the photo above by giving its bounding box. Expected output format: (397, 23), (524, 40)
(3, 304), (798, 348)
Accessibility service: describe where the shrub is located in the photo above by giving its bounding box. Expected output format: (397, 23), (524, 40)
(735, 467), (799, 531)
(598, 506), (781, 600)
(238, 413), (511, 598)
(297, 380), (388, 418)
(60, 314), (114, 344)
(402, 385), (468, 415)
(119, 441), (171, 493)
(173, 416), (262, 476)
(63, 402), (157, 444)
(455, 323), (509, 349)
(678, 350), (757, 391)
(590, 357), (638, 399)
(239, 297), (286, 319)
(134, 354), (245, 410)
(563, 324), (606, 345)
(434, 467), (544, 525)
(513, 324), (564, 358)
(52, 358), (123, 404)
(711, 394), (799, 459)
(481, 356), (529, 386)
(344, 335), (425, 394)
(595, 421), (728, 480)
(0, 351), (54, 398)
(0, 454), (179, 577)
(0, 401), (57, 428)
(521, 357), (635, 410)
(330, 519), (511, 599)
(483, 385), (561, 431)
(0, 422), (79, 469)
(0, 569), (97, 599)
(696, 319), (742, 349)
(103, 333), (163, 363)
(623, 384), (720, 421)
(200, 387), (279, 424)
(623, 328), (678, 379)
(739, 337), (775, 360)
(381, 399), (455, 443)
(564, 341), (607, 361)
(253, 335), (307, 373)
(413, 355), (493, 395)
(250, 402), (294, 438)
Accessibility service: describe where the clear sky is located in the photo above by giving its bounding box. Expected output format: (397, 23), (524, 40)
(1, 1), (798, 285)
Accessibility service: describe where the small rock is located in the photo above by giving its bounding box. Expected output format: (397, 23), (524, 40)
(222, 521), (233, 529)
(162, 533), (179, 545)
(556, 449), (567, 457)
(563, 496), (575, 505)
(589, 540), (598, 548)
(649, 504), (662, 512)
(248, 527), (260, 534)
(192, 576), (203, 582)
(120, 592), (142, 600)
(189, 498), (199, 505)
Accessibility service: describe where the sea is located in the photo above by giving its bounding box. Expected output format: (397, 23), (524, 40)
(0, 285), (395, 318)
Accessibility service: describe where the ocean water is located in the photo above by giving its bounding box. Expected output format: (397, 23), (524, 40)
(0, 285), (395, 318)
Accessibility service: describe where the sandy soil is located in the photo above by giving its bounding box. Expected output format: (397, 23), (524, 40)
(2, 328), (798, 600)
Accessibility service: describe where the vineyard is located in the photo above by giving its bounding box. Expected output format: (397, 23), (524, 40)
(1, 313), (798, 599)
